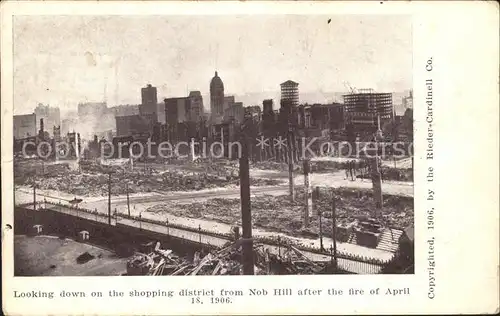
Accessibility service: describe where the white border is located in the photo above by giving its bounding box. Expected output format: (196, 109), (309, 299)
(2, 1), (499, 315)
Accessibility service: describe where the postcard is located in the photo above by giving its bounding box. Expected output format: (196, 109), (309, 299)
(1, 1), (498, 315)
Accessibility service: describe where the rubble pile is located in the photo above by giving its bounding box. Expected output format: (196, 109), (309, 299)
(127, 242), (183, 276)
(357, 167), (413, 182)
(153, 187), (413, 239)
(127, 240), (327, 276)
(15, 166), (281, 197)
(14, 161), (71, 182)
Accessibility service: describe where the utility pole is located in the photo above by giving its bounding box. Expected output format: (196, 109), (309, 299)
(108, 172), (112, 225)
(126, 182), (130, 217)
(287, 126), (295, 202)
(33, 181), (36, 211)
(239, 129), (254, 275)
(373, 117), (384, 218)
(371, 156), (383, 217)
(303, 159), (311, 228)
(314, 187), (323, 251)
(198, 225), (202, 245)
(220, 126), (224, 158)
(331, 194), (338, 270)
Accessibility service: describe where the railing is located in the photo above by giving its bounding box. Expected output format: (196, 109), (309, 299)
(17, 201), (390, 266)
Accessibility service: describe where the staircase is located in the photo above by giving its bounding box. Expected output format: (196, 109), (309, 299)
(376, 229), (403, 252)
(347, 228), (403, 253)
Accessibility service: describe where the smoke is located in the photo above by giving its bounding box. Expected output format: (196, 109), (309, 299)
(60, 111), (115, 142)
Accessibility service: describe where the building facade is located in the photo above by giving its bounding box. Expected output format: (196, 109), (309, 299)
(34, 103), (61, 137)
(165, 97), (190, 125)
(115, 114), (155, 137)
(14, 113), (37, 139)
(223, 96), (235, 113)
(77, 102), (108, 118)
(262, 99), (276, 136)
(223, 101), (244, 125)
(301, 103), (344, 130)
(165, 97), (192, 141)
(402, 90), (413, 110)
(110, 104), (140, 117)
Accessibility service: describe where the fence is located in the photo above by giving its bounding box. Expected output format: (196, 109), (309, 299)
(16, 200), (393, 268)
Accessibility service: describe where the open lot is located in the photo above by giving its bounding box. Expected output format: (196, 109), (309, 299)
(14, 235), (127, 276)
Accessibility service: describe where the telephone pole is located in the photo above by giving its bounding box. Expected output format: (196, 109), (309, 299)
(371, 156), (383, 217)
(303, 159), (311, 228)
(331, 194), (338, 270)
(108, 172), (112, 225)
(33, 181), (36, 211)
(287, 126), (295, 202)
(240, 123), (254, 275)
(314, 187), (323, 251)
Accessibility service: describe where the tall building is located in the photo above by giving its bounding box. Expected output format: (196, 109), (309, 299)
(34, 103), (61, 136)
(13, 113), (37, 139)
(343, 90), (393, 133)
(280, 80), (299, 107)
(188, 91), (204, 122)
(140, 84), (158, 121)
(210, 71), (224, 123)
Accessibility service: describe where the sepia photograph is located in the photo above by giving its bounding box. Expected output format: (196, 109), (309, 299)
(12, 15), (414, 277)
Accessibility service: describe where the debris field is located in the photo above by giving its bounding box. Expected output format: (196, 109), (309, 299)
(127, 240), (330, 276)
(146, 187), (414, 239)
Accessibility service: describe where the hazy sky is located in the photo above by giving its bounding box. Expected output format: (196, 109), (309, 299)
(13, 15), (412, 115)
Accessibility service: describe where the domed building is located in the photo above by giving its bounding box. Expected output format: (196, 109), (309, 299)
(210, 71), (225, 123)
